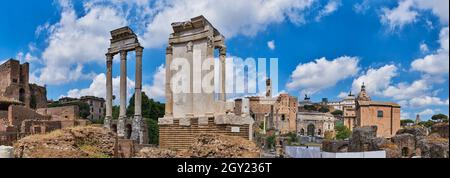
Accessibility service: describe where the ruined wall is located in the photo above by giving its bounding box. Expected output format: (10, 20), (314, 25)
(0, 60), (32, 107)
(36, 105), (79, 121)
(159, 118), (250, 150)
(29, 84), (47, 109)
(357, 106), (400, 138)
(8, 105), (49, 128)
(20, 120), (62, 135)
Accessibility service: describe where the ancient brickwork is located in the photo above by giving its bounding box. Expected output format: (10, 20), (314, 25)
(36, 106), (79, 121)
(159, 118), (250, 150)
(29, 84), (47, 109)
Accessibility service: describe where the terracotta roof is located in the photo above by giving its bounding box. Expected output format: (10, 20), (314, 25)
(358, 100), (400, 107)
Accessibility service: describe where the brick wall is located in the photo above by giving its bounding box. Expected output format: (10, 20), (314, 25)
(8, 105), (49, 128)
(159, 118), (250, 150)
(37, 105), (79, 121)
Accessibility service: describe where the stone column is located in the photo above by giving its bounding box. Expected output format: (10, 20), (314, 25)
(118, 50), (127, 138)
(165, 46), (173, 117)
(132, 46), (144, 143)
(186, 41), (194, 116)
(104, 53), (114, 128)
(219, 46), (227, 102)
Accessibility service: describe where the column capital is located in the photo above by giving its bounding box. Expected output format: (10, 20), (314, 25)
(186, 41), (193, 52)
(120, 50), (127, 59)
(219, 46), (227, 56)
(136, 46), (144, 54)
(106, 53), (114, 61)
(166, 45), (173, 54)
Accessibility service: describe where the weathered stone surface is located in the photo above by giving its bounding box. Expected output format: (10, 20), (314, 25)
(14, 126), (116, 158)
(391, 133), (416, 157)
(431, 123), (449, 138)
(322, 140), (349, 152)
(416, 135), (449, 158)
(349, 126), (377, 152)
(396, 126), (428, 138)
(178, 134), (261, 158)
(136, 147), (179, 158)
(0, 145), (14, 158)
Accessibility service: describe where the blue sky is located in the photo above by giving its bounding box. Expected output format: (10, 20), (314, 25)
(0, 0), (448, 120)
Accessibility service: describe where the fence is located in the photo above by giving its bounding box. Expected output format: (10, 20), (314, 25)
(285, 146), (386, 158)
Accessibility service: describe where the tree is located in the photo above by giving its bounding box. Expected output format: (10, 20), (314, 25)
(401, 119), (415, 126)
(126, 92), (165, 145)
(331, 110), (343, 116)
(112, 106), (120, 120)
(431, 114), (448, 123)
(335, 123), (351, 140)
(419, 120), (435, 128)
(318, 107), (330, 113)
(303, 105), (316, 111)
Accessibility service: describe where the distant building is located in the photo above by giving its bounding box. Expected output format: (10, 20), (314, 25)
(234, 80), (298, 135)
(56, 96), (105, 122)
(297, 112), (335, 137)
(355, 83), (401, 138)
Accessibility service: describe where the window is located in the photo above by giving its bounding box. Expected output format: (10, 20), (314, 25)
(377, 110), (384, 118)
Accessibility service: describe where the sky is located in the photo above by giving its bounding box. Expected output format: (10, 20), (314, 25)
(0, 0), (448, 120)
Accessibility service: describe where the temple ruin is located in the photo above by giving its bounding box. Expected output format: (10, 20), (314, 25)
(103, 27), (147, 144)
(158, 16), (254, 150)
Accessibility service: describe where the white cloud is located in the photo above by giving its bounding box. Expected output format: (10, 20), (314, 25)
(66, 73), (136, 105)
(141, 0), (316, 48)
(16, 52), (38, 63)
(382, 79), (430, 100)
(414, 0), (449, 24)
(380, 0), (418, 30)
(352, 65), (398, 96)
(353, 0), (370, 14)
(380, 0), (449, 31)
(143, 64), (166, 100)
(267, 40), (276, 50)
(419, 42), (429, 53)
(408, 96), (449, 108)
(315, 0), (341, 21)
(37, 1), (127, 85)
(287, 56), (359, 95)
(65, 64), (166, 102)
(418, 108), (436, 116)
(411, 27), (449, 75)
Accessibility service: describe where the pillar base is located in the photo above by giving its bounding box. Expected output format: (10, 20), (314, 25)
(104, 116), (112, 129)
(117, 116), (127, 138)
(131, 115), (145, 144)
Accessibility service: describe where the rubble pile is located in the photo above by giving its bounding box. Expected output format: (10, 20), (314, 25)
(179, 134), (261, 158)
(14, 126), (116, 158)
(136, 147), (179, 158)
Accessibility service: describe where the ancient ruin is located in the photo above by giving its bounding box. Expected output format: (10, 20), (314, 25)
(103, 27), (147, 144)
(158, 16), (254, 150)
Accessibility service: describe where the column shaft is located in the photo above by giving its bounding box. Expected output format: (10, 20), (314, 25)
(118, 50), (127, 138)
(135, 47), (143, 117)
(104, 54), (113, 128)
(165, 46), (173, 116)
(219, 46), (227, 102)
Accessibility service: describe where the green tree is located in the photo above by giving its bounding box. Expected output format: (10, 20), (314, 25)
(401, 119), (415, 126)
(303, 105), (317, 111)
(331, 110), (343, 116)
(126, 92), (165, 145)
(318, 107), (330, 113)
(335, 123), (351, 140)
(266, 135), (276, 149)
(112, 106), (120, 120)
(419, 120), (435, 128)
(431, 114), (448, 122)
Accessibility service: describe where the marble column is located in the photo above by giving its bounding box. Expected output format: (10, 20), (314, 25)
(165, 46), (173, 117)
(186, 41), (194, 116)
(219, 46), (227, 102)
(117, 50), (127, 138)
(104, 53), (113, 128)
(132, 46), (144, 143)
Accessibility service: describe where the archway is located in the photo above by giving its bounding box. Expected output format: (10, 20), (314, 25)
(307, 124), (315, 137)
(300, 128), (305, 135)
(19, 88), (26, 103)
(318, 129), (322, 136)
